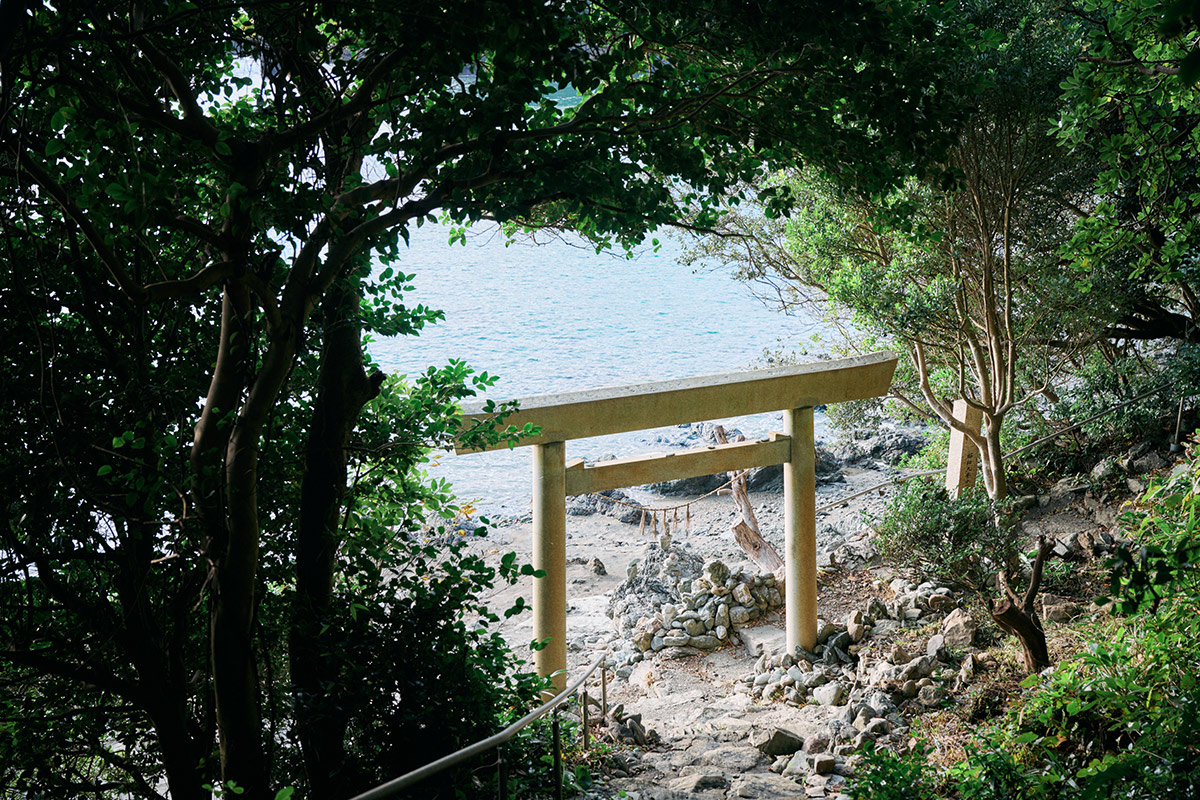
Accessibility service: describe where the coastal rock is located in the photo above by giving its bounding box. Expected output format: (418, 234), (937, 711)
(745, 447), (844, 492)
(869, 655), (935, 685)
(836, 431), (925, 467)
(811, 753), (837, 775)
(918, 685), (948, 706)
(705, 559), (731, 586)
(926, 634), (946, 660)
(729, 773), (810, 798)
(1041, 594), (1082, 623)
(1091, 456), (1121, 482)
(565, 488), (643, 523)
(700, 745), (764, 772)
(648, 473), (727, 496)
(1130, 451), (1170, 475)
(845, 610), (866, 643)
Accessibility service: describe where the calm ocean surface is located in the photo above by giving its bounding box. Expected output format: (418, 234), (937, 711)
(369, 222), (838, 515)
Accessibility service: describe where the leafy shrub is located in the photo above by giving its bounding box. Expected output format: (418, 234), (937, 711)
(847, 743), (938, 800)
(313, 532), (547, 799)
(825, 396), (890, 438)
(874, 478), (1018, 590)
(898, 426), (951, 472)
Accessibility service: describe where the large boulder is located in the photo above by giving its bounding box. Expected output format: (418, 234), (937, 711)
(942, 607), (978, 648)
(752, 727), (806, 758)
(647, 472), (728, 496)
(566, 488), (642, 523)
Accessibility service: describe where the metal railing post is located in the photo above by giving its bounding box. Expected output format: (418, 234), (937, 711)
(581, 689), (589, 751)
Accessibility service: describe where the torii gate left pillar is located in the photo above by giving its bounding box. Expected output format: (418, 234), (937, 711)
(458, 352), (897, 692)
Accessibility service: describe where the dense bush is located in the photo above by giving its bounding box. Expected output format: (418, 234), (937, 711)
(313, 536), (547, 798)
(874, 478), (1018, 591)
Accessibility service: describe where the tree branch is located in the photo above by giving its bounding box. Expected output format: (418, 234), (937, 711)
(1023, 536), (1051, 616)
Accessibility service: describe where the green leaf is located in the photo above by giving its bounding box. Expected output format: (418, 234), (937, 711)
(97, 464), (113, 476)
(45, 138), (65, 157)
(214, 140), (232, 156)
(1012, 731), (1039, 744)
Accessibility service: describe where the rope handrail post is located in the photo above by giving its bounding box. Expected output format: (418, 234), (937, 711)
(496, 744), (508, 800)
(581, 688), (590, 751)
(600, 667), (608, 724)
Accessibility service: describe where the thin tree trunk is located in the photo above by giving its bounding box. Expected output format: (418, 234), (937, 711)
(292, 273), (382, 797)
(983, 419), (1007, 500)
(714, 426), (784, 574)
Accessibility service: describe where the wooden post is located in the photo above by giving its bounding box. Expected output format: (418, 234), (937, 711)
(783, 407), (817, 654)
(946, 399), (983, 498)
(533, 441), (567, 694)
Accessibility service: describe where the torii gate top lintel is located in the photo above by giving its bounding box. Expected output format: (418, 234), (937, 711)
(454, 350), (896, 452)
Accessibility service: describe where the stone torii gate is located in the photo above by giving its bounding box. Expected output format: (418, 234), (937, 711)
(455, 351), (897, 690)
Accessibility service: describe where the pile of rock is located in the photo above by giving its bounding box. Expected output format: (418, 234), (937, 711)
(730, 580), (981, 774)
(607, 540), (784, 657)
(882, 577), (960, 622)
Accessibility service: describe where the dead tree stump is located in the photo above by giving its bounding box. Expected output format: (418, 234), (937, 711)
(989, 536), (1053, 673)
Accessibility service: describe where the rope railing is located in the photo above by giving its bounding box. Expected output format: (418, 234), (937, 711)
(815, 382), (1179, 512)
(582, 382), (1182, 524)
(349, 649), (611, 800)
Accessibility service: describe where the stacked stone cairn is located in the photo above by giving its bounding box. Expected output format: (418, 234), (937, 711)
(607, 538), (783, 665)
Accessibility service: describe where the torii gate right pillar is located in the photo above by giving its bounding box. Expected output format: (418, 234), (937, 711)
(784, 406), (818, 654)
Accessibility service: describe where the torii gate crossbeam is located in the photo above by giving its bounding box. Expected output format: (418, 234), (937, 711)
(456, 351), (897, 691)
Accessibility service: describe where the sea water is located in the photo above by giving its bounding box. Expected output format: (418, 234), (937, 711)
(369, 222), (839, 515)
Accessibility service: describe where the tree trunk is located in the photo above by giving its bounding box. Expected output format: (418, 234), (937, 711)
(982, 418), (1008, 500)
(989, 537), (1052, 673)
(714, 426), (784, 575)
(292, 274), (382, 797)
(213, 302), (303, 799)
